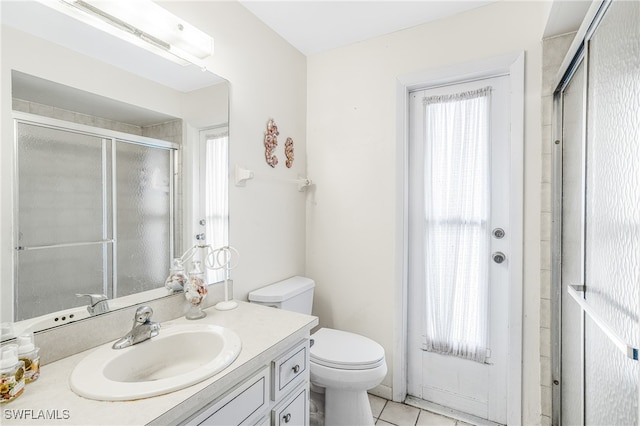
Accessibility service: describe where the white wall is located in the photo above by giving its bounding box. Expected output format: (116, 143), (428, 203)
(162, 1), (308, 300)
(306, 1), (549, 423)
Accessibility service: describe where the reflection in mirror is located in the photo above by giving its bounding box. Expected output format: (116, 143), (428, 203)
(1, 2), (229, 340)
(15, 105), (177, 320)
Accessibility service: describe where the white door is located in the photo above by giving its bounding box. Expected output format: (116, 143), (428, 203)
(407, 75), (510, 424)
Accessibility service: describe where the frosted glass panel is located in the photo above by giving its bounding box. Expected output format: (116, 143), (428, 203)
(560, 60), (585, 426)
(14, 120), (176, 321)
(17, 123), (108, 247)
(584, 1), (640, 424)
(16, 244), (109, 320)
(116, 142), (171, 296)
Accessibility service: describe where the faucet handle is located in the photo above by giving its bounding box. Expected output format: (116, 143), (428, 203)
(76, 294), (110, 315)
(76, 293), (108, 304)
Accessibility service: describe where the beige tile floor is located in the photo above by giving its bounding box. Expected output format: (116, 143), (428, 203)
(368, 394), (473, 426)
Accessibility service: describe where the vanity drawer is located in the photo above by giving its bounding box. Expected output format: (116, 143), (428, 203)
(271, 340), (308, 401)
(186, 367), (269, 426)
(272, 385), (308, 426)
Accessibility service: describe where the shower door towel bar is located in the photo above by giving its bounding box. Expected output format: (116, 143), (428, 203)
(16, 239), (115, 251)
(568, 285), (639, 361)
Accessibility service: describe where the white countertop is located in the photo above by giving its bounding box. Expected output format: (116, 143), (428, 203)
(2, 302), (318, 425)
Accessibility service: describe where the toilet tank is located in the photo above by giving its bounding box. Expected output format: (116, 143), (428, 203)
(248, 276), (315, 315)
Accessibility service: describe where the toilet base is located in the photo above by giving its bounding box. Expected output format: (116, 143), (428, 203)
(324, 388), (374, 426)
(309, 389), (325, 426)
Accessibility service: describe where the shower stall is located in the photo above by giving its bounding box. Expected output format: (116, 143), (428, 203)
(551, 0), (639, 424)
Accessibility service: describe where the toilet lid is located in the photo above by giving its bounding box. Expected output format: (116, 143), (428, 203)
(310, 328), (385, 370)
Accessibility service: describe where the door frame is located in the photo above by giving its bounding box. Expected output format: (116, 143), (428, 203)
(393, 52), (524, 425)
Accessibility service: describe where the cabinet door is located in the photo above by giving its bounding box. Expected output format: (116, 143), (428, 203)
(186, 367), (269, 426)
(272, 386), (308, 426)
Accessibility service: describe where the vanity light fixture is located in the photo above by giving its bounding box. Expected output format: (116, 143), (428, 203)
(51, 0), (214, 69)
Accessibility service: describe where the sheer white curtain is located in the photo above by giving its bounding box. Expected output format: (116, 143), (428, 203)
(205, 131), (229, 283)
(422, 87), (491, 363)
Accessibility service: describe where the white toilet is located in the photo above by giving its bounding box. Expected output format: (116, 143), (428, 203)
(248, 276), (387, 426)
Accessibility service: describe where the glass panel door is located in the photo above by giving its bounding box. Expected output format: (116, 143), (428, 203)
(559, 59), (585, 426)
(584, 1), (639, 423)
(115, 141), (172, 296)
(15, 119), (176, 320)
(16, 123), (111, 320)
(554, 1), (640, 424)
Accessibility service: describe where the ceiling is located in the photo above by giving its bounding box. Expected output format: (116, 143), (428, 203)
(239, 1), (495, 56)
(239, 0), (592, 56)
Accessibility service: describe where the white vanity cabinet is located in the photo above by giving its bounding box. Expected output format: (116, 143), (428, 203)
(183, 339), (310, 426)
(2, 302), (318, 426)
(270, 340), (309, 426)
(184, 367), (271, 425)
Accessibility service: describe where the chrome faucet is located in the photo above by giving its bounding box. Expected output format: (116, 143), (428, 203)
(112, 306), (161, 350)
(76, 293), (110, 316)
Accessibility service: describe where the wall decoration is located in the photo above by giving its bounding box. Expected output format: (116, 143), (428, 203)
(285, 137), (294, 168)
(264, 119), (279, 168)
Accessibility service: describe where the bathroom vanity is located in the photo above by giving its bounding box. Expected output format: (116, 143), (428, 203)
(2, 302), (317, 425)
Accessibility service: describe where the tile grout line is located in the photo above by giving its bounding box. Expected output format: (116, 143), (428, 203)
(377, 399), (388, 424)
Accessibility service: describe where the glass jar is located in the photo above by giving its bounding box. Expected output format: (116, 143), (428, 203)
(165, 258), (188, 294)
(185, 261), (207, 320)
(0, 345), (25, 403)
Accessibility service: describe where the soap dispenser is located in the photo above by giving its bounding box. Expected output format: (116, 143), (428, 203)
(0, 344), (25, 403)
(17, 333), (40, 383)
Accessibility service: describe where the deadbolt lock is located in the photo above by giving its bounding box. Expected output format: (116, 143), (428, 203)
(492, 228), (505, 239)
(492, 252), (506, 264)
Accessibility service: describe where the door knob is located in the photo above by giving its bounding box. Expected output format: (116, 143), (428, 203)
(492, 252), (506, 264)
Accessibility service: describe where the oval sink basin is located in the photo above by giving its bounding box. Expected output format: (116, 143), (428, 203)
(70, 323), (242, 401)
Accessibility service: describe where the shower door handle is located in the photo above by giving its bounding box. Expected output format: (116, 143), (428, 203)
(492, 252), (506, 264)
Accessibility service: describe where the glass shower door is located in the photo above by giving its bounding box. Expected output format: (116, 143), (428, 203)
(559, 59), (585, 426)
(554, 1), (640, 424)
(16, 123), (112, 320)
(583, 1), (639, 423)
(15, 119), (176, 321)
(115, 141), (172, 296)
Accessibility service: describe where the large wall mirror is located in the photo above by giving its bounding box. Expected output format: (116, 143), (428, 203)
(1, 1), (229, 339)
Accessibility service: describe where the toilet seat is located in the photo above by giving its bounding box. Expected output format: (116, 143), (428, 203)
(310, 328), (385, 370)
